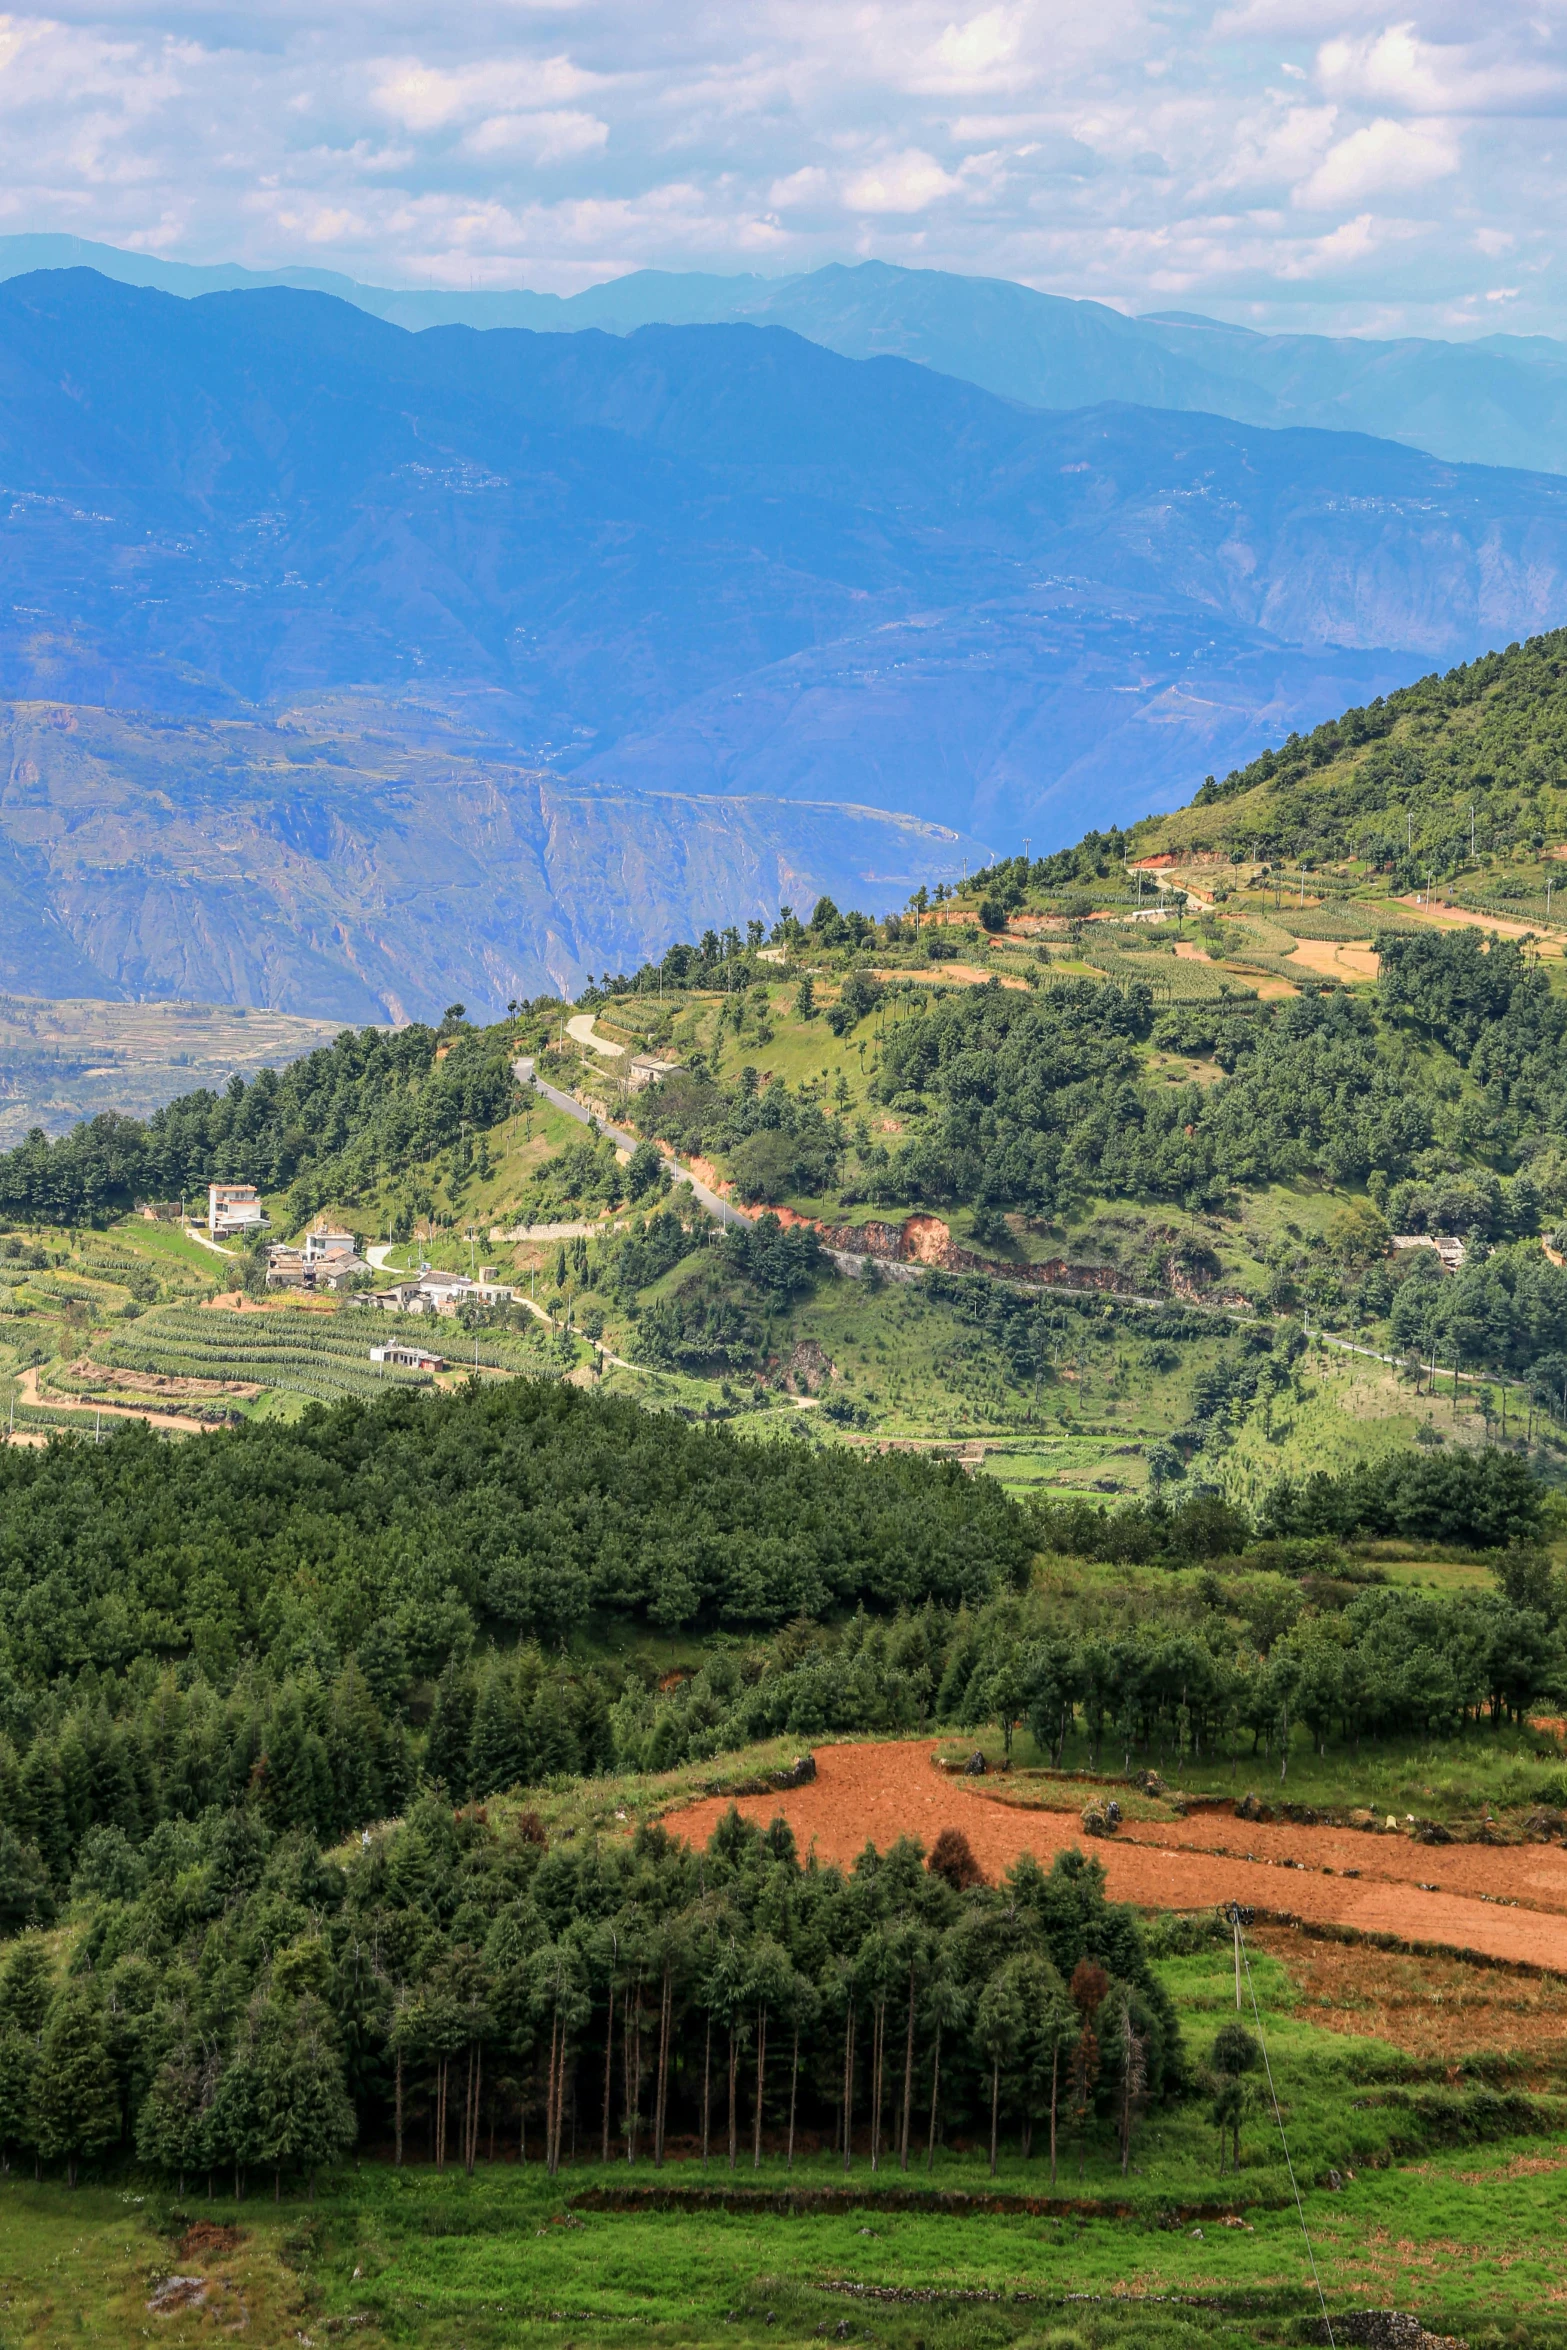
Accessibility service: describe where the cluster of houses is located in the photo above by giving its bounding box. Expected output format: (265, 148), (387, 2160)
(199, 1185), (516, 1312)
(265, 1226), (372, 1293)
(367, 1265), (517, 1316)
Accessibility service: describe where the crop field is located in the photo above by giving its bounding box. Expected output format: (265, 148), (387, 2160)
(98, 1303), (439, 1405)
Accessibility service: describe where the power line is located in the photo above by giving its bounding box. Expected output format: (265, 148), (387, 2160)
(1233, 1907), (1336, 2348)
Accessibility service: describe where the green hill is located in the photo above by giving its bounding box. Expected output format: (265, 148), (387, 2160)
(6, 636), (1567, 1494)
(1136, 625), (1567, 911)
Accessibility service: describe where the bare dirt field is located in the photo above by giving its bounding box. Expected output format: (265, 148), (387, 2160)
(17, 1364), (212, 1436)
(1248, 1925), (1567, 2059)
(1396, 896), (1565, 952)
(66, 1358), (261, 1401)
(671, 1739), (1567, 1972)
(872, 966), (1028, 990)
(1283, 937), (1381, 982)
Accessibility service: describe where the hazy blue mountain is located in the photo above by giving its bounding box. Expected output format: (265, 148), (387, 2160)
(10, 239), (1567, 474)
(3, 265), (1567, 1010)
(0, 699), (970, 1018)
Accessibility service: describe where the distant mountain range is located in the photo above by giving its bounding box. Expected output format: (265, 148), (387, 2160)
(3, 261), (1567, 1014)
(7, 234), (1567, 476)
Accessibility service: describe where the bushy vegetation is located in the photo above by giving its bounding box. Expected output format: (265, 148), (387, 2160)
(1178, 628), (1567, 879)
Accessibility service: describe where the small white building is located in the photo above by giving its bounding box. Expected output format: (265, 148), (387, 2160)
(208, 1183), (266, 1240)
(627, 1053), (682, 1092)
(304, 1226), (357, 1263)
(1391, 1234), (1467, 1273)
(371, 1342), (445, 1371)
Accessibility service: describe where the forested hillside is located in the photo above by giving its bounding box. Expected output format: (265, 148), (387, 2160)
(5, 641), (1567, 2250)
(1144, 628), (1567, 899)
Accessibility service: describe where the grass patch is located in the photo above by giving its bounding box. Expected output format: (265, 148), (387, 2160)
(6, 1941), (1567, 2346)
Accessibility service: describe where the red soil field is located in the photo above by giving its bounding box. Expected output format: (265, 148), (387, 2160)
(671, 1739), (1567, 1972)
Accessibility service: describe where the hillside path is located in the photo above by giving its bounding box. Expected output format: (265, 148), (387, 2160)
(513, 1057), (750, 1228)
(16, 1365), (212, 1437)
(566, 1013), (625, 1057)
(671, 1738), (1567, 1972)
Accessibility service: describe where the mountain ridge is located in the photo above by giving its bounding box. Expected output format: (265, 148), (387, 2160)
(4, 266), (1567, 1015)
(8, 236), (1567, 475)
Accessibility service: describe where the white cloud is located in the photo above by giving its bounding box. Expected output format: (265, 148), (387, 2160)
(1295, 115), (1460, 208)
(464, 109), (608, 162)
(844, 148), (961, 213)
(0, 0), (1559, 336)
(1317, 24), (1567, 117)
(920, 9), (1022, 88)
(370, 55), (597, 134)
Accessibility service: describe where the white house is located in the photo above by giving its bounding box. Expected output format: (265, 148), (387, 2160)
(208, 1183), (266, 1240)
(304, 1226), (357, 1263)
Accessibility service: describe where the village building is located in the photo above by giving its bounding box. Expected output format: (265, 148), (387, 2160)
(366, 1265), (515, 1317)
(208, 1183), (266, 1240)
(627, 1052), (682, 1091)
(1390, 1234), (1467, 1272)
(304, 1226), (357, 1263)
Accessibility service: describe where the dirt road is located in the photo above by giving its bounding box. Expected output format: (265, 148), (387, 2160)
(671, 1739), (1567, 1972)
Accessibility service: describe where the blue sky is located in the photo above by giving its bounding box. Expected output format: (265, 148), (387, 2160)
(3, 0), (1564, 335)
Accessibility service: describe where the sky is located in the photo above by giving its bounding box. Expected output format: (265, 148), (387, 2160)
(1, 0), (1565, 336)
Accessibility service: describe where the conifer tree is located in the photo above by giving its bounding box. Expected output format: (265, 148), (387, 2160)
(0, 2022), (38, 2173)
(30, 1987), (119, 2186)
(0, 1940), (54, 2034)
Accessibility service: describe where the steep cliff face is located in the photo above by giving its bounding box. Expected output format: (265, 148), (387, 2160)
(0, 701), (972, 1018)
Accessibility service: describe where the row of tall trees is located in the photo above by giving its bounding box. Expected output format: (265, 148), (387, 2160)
(0, 1800), (1183, 2197)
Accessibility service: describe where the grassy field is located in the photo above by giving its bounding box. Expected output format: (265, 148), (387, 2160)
(3, 1935), (1563, 2349)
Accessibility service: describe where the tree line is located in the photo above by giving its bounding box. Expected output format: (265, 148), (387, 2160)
(2, 1438), (1556, 1921)
(0, 1019), (518, 1230)
(0, 1797), (1186, 2198)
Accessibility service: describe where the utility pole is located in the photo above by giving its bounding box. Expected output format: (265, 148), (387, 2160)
(1470, 804), (1476, 863)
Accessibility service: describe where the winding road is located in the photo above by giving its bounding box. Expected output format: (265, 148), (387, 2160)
(514, 1057), (750, 1228)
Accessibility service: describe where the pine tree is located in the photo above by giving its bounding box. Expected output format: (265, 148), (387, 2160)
(255, 1996), (356, 2200)
(136, 2038), (209, 2195)
(426, 1660), (476, 1799)
(262, 1690), (335, 1835)
(527, 1685), (578, 1780)
(30, 1987), (119, 2186)
(0, 1940), (55, 2034)
(207, 2030), (265, 2202)
(15, 1743), (68, 1881)
(467, 1665), (529, 1801)
(0, 2022), (38, 2172)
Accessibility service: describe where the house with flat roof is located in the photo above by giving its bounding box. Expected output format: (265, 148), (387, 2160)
(304, 1226), (357, 1263)
(208, 1183), (266, 1240)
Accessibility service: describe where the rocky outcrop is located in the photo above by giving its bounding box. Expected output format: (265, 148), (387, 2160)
(810, 1212), (1135, 1295)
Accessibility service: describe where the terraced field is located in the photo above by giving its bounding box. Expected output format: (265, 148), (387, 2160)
(99, 1304), (438, 1405)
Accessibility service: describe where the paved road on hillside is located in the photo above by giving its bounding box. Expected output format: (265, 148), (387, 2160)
(513, 1057), (750, 1228)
